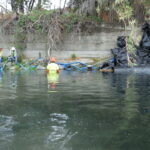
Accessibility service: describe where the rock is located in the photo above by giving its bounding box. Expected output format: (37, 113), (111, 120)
(9, 66), (16, 70)
(78, 58), (94, 64)
(100, 36), (128, 69)
(137, 22), (150, 64)
(0, 62), (4, 68)
(111, 37), (128, 67)
(36, 65), (46, 70)
(6, 62), (12, 67)
(117, 36), (126, 48)
(58, 58), (94, 64)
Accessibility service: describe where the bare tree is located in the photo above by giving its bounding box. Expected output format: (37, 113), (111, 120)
(25, 0), (36, 11)
(37, 0), (42, 9)
(62, 0), (67, 13)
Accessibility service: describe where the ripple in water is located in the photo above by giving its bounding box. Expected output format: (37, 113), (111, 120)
(0, 115), (17, 147)
(46, 113), (77, 150)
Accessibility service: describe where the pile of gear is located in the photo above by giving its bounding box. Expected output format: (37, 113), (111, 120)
(0, 47), (47, 71)
(100, 22), (150, 70)
(0, 22), (150, 72)
(0, 47), (18, 71)
(100, 36), (128, 70)
(111, 36), (128, 67)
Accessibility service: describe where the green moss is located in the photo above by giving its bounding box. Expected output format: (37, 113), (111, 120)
(71, 54), (77, 60)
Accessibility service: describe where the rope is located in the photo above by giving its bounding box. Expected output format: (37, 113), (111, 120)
(0, 57), (112, 72)
(57, 61), (101, 71)
(28, 57), (44, 65)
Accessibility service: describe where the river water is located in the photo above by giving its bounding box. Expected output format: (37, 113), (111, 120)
(0, 69), (150, 150)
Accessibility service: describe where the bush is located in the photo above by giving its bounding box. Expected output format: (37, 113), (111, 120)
(71, 54), (77, 60)
(17, 55), (24, 63)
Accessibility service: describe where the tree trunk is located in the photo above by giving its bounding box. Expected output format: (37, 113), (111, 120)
(62, 0), (67, 13)
(11, 0), (18, 12)
(133, 0), (145, 24)
(37, 0), (42, 9)
(79, 0), (97, 16)
(28, 0), (35, 11)
(19, 1), (24, 13)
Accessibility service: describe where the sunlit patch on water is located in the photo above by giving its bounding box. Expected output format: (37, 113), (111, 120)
(133, 67), (150, 74)
(115, 67), (150, 74)
(47, 113), (69, 142)
(0, 115), (17, 147)
(48, 126), (68, 142)
(46, 113), (77, 149)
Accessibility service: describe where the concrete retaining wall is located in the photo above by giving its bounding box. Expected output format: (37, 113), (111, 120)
(0, 27), (128, 58)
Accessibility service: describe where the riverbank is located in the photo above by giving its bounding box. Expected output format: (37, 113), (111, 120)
(0, 23), (133, 59)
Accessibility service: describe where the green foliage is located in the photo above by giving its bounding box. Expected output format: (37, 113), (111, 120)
(14, 9), (102, 54)
(85, 15), (102, 23)
(18, 15), (27, 27)
(142, 0), (150, 21)
(92, 57), (101, 63)
(142, 0), (150, 5)
(14, 9), (54, 52)
(17, 9), (54, 33)
(15, 42), (26, 51)
(14, 29), (27, 52)
(2, 57), (8, 62)
(61, 13), (82, 32)
(17, 9), (102, 34)
(61, 13), (82, 23)
(71, 54), (77, 60)
(114, 0), (137, 55)
(126, 20), (140, 54)
(114, 0), (133, 22)
(28, 9), (53, 21)
(126, 36), (136, 54)
(114, 0), (142, 66)
(61, 13), (101, 32)
(17, 55), (24, 63)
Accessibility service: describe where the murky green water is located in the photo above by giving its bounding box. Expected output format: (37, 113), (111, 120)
(0, 69), (150, 150)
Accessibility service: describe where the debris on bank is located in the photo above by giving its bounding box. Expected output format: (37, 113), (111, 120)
(0, 23), (150, 72)
(100, 22), (150, 70)
(137, 22), (150, 65)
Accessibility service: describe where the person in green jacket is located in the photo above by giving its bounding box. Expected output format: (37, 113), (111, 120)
(47, 57), (60, 74)
(46, 57), (60, 89)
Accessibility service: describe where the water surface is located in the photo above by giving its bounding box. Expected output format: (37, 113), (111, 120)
(0, 69), (150, 150)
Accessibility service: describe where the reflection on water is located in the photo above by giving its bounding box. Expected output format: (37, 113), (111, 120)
(0, 70), (150, 150)
(46, 113), (77, 150)
(0, 115), (16, 148)
(0, 72), (3, 87)
(48, 113), (69, 142)
(47, 73), (59, 90)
